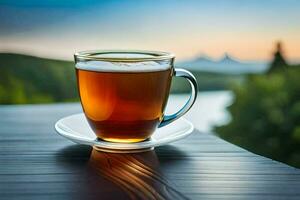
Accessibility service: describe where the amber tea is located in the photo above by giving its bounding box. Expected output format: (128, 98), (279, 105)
(76, 65), (172, 143)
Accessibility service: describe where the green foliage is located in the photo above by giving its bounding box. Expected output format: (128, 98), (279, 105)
(215, 65), (300, 168)
(0, 53), (78, 104)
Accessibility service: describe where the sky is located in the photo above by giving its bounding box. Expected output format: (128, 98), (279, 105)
(0, 0), (300, 61)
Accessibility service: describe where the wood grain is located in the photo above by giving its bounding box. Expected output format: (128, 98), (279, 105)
(0, 103), (300, 200)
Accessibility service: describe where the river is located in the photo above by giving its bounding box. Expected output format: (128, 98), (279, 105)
(166, 91), (233, 133)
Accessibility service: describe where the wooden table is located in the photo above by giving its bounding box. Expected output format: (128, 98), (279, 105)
(1, 104), (300, 200)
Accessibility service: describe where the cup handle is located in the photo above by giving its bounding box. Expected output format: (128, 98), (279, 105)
(159, 68), (198, 128)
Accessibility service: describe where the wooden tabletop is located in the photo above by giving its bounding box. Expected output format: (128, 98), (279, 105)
(1, 103), (300, 200)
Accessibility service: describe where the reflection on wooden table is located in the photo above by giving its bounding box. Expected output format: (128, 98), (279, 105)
(88, 149), (187, 200)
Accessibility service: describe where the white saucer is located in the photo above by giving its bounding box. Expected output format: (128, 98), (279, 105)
(54, 113), (194, 153)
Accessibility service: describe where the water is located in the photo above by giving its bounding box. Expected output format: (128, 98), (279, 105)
(166, 91), (233, 133)
(0, 91), (233, 134)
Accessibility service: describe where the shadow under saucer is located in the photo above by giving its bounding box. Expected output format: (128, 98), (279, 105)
(88, 147), (188, 200)
(56, 144), (188, 200)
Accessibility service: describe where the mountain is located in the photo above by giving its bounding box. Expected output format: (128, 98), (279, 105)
(178, 53), (269, 74)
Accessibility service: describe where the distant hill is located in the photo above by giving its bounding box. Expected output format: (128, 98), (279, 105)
(0, 53), (244, 104)
(171, 70), (243, 93)
(0, 53), (78, 104)
(178, 53), (268, 74)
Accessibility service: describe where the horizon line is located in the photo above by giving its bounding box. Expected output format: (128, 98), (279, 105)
(1, 50), (300, 65)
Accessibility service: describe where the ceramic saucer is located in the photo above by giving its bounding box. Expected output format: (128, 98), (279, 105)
(55, 113), (194, 153)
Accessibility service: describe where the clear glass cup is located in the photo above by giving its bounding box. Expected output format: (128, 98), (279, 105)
(74, 50), (197, 143)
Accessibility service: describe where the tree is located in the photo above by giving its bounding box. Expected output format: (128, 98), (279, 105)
(268, 41), (288, 73)
(215, 66), (300, 167)
(216, 41), (300, 167)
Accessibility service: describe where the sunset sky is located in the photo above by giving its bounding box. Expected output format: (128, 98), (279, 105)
(0, 0), (300, 61)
